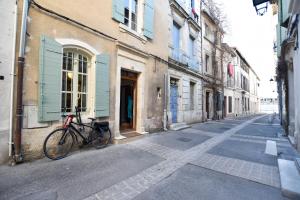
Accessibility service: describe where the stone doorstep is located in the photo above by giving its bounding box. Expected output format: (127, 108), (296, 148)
(278, 159), (300, 200)
(265, 140), (277, 156)
(295, 158), (300, 174)
(169, 123), (190, 131)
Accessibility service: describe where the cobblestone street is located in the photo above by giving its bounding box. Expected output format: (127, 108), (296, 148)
(0, 114), (298, 200)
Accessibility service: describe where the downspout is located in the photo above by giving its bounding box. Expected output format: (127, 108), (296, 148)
(13, 0), (29, 163)
(9, 0), (18, 160)
(163, 73), (168, 131)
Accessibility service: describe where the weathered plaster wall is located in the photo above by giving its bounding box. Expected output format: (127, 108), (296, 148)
(0, 0), (16, 164)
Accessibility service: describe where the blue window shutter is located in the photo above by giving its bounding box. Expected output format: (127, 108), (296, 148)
(95, 54), (110, 117)
(112, 0), (125, 23)
(144, 0), (154, 39)
(38, 35), (62, 122)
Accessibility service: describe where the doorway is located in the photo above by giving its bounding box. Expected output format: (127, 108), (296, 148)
(206, 91), (210, 119)
(224, 96), (227, 117)
(120, 70), (138, 132)
(170, 78), (179, 123)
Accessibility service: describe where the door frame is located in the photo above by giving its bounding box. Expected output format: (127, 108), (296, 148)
(170, 82), (178, 123)
(206, 91), (210, 119)
(120, 72), (138, 131)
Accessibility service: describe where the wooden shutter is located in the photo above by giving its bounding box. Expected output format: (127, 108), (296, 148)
(143, 0), (154, 39)
(95, 54), (110, 117)
(38, 35), (62, 122)
(112, 0), (125, 23)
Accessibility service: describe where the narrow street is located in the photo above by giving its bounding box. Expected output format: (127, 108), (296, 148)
(0, 114), (298, 200)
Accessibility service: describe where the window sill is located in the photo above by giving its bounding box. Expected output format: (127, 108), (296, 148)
(119, 24), (147, 43)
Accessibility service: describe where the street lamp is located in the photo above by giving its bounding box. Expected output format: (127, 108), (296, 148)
(253, 0), (269, 16)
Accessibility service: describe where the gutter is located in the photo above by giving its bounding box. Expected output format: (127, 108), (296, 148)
(9, 0), (18, 160)
(13, 0), (29, 163)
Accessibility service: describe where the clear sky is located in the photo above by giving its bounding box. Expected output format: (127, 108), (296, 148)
(215, 0), (278, 98)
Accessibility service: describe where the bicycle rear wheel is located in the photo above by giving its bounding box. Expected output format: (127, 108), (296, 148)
(43, 128), (74, 160)
(91, 128), (112, 149)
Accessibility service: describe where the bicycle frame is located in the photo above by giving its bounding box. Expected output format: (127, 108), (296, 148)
(68, 122), (95, 144)
(61, 107), (106, 145)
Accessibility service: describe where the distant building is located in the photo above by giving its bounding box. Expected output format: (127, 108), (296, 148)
(222, 45), (260, 118)
(260, 98), (279, 114)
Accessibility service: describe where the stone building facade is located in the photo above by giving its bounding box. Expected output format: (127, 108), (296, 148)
(167, 0), (203, 127)
(1, 0), (261, 163)
(12, 0), (170, 160)
(201, 9), (224, 120)
(222, 45), (260, 118)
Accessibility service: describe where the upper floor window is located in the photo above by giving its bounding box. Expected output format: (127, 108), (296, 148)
(172, 22), (181, 50)
(204, 23), (209, 37)
(62, 50), (89, 112)
(124, 0), (138, 31)
(188, 35), (195, 58)
(190, 0), (199, 22)
(205, 54), (210, 72)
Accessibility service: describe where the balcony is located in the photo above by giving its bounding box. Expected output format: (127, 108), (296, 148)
(169, 46), (200, 72)
(170, 46), (188, 65)
(226, 78), (235, 88)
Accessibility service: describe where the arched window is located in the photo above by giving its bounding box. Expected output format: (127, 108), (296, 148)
(61, 49), (89, 112)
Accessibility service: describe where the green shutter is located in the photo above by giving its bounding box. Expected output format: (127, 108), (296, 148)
(144, 0), (154, 39)
(112, 0), (125, 23)
(38, 35), (62, 122)
(95, 54), (110, 117)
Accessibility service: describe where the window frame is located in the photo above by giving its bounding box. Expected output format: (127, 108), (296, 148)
(61, 49), (90, 113)
(124, 0), (138, 31)
(172, 21), (181, 50)
(188, 35), (195, 58)
(205, 54), (210, 72)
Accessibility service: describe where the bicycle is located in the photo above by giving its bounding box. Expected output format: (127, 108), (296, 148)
(43, 107), (112, 160)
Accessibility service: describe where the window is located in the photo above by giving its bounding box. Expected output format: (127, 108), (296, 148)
(205, 54), (210, 72)
(188, 35), (195, 58)
(172, 22), (180, 50)
(204, 23), (209, 37)
(190, 82), (195, 110)
(124, 0), (138, 31)
(228, 96), (232, 113)
(62, 50), (89, 112)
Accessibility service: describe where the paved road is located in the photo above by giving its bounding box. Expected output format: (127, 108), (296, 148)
(0, 114), (297, 200)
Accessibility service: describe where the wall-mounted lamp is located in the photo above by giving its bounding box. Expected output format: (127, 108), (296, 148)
(253, 0), (269, 16)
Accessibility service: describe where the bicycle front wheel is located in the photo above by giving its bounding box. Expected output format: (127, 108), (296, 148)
(91, 128), (112, 149)
(43, 128), (74, 160)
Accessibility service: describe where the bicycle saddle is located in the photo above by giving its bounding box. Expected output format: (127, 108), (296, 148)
(88, 117), (96, 121)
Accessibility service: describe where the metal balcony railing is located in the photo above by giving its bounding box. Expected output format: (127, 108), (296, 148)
(188, 57), (199, 72)
(169, 47), (188, 65)
(169, 47), (199, 72)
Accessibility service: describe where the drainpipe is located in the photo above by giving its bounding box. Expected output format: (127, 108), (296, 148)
(9, 0), (18, 160)
(13, 0), (29, 163)
(163, 73), (168, 131)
